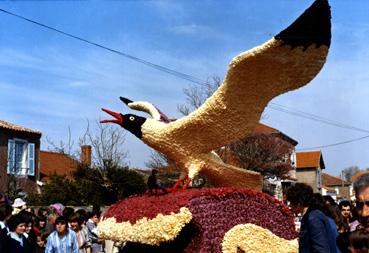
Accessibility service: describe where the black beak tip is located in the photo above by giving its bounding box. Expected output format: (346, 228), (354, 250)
(120, 97), (133, 105)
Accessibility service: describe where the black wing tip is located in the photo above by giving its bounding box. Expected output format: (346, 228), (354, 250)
(120, 97), (133, 105)
(275, 0), (331, 49)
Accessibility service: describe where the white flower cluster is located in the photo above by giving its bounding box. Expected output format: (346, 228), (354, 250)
(97, 207), (192, 246)
(222, 223), (298, 253)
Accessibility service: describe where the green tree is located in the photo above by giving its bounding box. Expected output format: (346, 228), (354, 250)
(72, 164), (106, 206)
(27, 174), (79, 206)
(27, 164), (146, 206)
(40, 121), (145, 206)
(105, 164), (146, 201)
(72, 162), (146, 206)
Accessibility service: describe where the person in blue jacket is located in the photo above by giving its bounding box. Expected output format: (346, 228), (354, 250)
(286, 183), (338, 253)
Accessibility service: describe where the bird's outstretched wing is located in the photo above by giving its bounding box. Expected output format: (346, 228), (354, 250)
(142, 0), (331, 154)
(120, 97), (171, 123)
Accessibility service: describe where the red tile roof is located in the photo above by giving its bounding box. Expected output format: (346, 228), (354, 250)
(352, 170), (369, 183)
(0, 120), (41, 135)
(254, 123), (279, 134)
(255, 123), (298, 146)
(322, 185), (336, 191)
(296, 151), (323, 169)
(39, 151), (78, 180)
(322, 172), (350, 186)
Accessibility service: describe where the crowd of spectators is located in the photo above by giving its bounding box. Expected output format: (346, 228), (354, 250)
(1, 173), (369, 253)
(0, 198), (108, 253)
(286, 173), (369, 253)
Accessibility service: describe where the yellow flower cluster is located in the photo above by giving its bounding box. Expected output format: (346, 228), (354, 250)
(97, 207), (192, 246)
(222, 223), (298, 253)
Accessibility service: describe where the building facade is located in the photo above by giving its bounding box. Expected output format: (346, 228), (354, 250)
(296, 151), (325, 193)
(322, 172), (351, 200)
(0, 120), (41, 195)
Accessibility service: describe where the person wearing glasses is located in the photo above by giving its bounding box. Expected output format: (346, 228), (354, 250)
(353, 174), (369, 232)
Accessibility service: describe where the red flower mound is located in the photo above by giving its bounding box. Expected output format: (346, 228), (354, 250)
(103, 187), (297, 253)
(103, 188), (205, 223)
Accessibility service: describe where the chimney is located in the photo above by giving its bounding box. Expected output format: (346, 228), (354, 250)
(81, 145), (92, 167)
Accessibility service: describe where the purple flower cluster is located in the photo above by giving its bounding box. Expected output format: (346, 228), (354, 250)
(184, 189), (296, 252)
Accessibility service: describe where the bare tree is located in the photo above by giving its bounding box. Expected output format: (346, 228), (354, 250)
(145, 151), (174, 170)
(341, 165), (360, 182)
(45, 126), (76, 158)
(79, 120), (129, 170)
(177, 76), (222, 116)
(46, 120), (128, 170)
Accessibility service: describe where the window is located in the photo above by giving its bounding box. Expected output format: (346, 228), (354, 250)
(7, 139), (35, 176)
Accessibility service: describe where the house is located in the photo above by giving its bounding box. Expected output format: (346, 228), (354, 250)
(295, 151), (325, 192)
(39, 151), (78, 182)
(254, 123), (298, 147)
(322, 172), (351, 200)
(321, 186), (338, 200)
(352, 169), (369, 183)
(0, 120), (41, 194)
(39, 145), (92, 182)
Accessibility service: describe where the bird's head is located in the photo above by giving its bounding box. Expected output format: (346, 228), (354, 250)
(100, 108), (146, 139)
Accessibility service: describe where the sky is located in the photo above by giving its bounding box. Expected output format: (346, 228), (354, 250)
(0, 0), (369, 177)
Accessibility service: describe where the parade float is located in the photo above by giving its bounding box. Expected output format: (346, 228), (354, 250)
(97, 1), (331, 252)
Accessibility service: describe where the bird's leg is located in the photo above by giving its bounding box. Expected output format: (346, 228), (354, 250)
(182, 177), (192, 190)
(171, 178), (184, 191)
(170, 171), (188, 191)
(181, 162), (201, 190)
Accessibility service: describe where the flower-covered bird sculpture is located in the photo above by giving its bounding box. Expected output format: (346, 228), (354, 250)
(98, 1), (331, 252)
(101, 0), (331, 191)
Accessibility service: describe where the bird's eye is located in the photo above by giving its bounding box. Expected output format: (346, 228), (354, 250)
(129, 116), (135, 121)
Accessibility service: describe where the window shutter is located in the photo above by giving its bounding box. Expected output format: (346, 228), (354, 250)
(27, 143), (35, 176)
(7, 139), (15, 174)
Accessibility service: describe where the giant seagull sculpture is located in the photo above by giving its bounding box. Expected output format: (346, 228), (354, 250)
(101, 0), (331, 191)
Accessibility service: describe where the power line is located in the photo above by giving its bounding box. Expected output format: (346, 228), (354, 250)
(296, 134), (369, 151)
(0, 8), (206, 86)
(267, 103), (369, 134)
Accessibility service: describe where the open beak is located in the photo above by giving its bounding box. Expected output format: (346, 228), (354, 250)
(100, 108), (123, 125)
